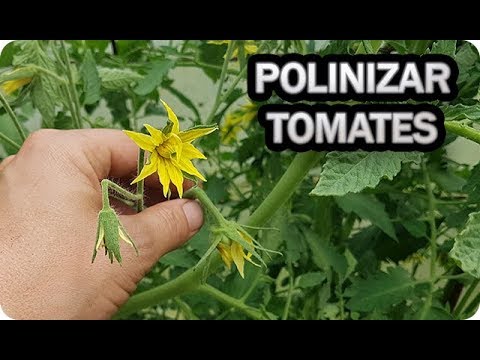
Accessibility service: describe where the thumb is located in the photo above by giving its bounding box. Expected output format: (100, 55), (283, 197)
(119, 199), (204, 277)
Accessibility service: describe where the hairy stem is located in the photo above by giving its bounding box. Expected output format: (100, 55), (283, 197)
(445, 121), (480, 145)
(114, 151), (323, 318)
(205, 41), (236, 124)
(60, 41), (83, 129)
(418, 160), (438, 320)
(0, 132), (21, 151)
(197, 284), (267, 320)
(0, 92), (26, 142)
(136, 150), (145, 212)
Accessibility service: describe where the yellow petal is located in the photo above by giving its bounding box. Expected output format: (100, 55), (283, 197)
(160, 99), (180, 134)
(165, 159), (184, 198)
(144, 124), (165, 145)
(177, 157), (206, 182)
(231, 242), (246, 278)
(157, 156), (171, 197)
(244, 43), (258, 55)
(217, 243), (233, 269)
(179, 126), (218, 143)
(182, 143), (206, 160)
(96, 223), (105, 251)
(1, 77), (32, 95)
(123, 130), (157, 152)
(131, 151), (159, 184)
(231, 48), (239, 59)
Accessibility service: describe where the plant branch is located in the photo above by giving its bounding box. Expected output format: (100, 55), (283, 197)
(445, 121), (480, 145)
(197, 284), (267, 320)
(454, 279), (480, 318)
(114, 151), (323, 318)
(0, 132), (21, 151)
(60, 41), (83, 129)
(0, 91), (27, 142)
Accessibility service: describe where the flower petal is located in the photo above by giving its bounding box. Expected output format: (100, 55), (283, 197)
(165, 159), (184, 198)
(231, 242), (246, 278)
(217, 243), (233, 269)
(177, 157), (206, 182)
(182, 143), (206, 160)
(1, 78), (32, 95)
(178, 126), (218, 143)
(144, 124), (165, 145)
(131, 152), (159, 184)
(244, 43), (258, 55)
(157, 156), (171, 197)
(123, 130), (157, 152)
(160, 99), (180, 134)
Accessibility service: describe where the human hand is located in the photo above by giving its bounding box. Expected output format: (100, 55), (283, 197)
(0, 129), (204, 320)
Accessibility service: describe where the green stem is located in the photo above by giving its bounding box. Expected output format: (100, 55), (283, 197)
(28, 65), (67, 84)
(102, 179), (142, 203)
(445, 121), (480, 145)
(115, 150), (323, 318)
(418, 160), (438, 320)
(113, 258), (221, 319)
(185, 187), (226, 225)
(0, 132), (21, 151)
(136, 150), (145, 212)
(422, 160), (437, 280)
(101, 180), (110, 209)
(282, 261), (294, 320)
(60, 41), (83, 129)
(237, 41), (246, 70)
(0, 92), (26, 142)
(197, 284), (266, 320)
(205, 41), (236, 124)
(246, 151), (324, 230)
(454, 279), (480, 318)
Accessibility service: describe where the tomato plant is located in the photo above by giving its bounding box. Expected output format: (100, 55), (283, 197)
(1, 40), (479, 320)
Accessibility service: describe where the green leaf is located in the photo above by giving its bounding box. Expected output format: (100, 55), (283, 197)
(442, 104), (480, 122)
(205, 176), (229, 204)
(98, 67), (142, 90)
(450, 211), (480, 278)
(385, 40), (408, 54)
(336, 193), (397, 240)
(464, 163), (480, 202)
(345, 267), (415, 312)
(80, 49), (101, 105)
(401, 219), (427, 239)
(297, 272), (327, 288)
(304, 229), (347, 276)
(0, 41), (17, 67)
(311, 151), (421, 197)
(160, 248), (197, 268)
(430, 40), (457, 57)
(134, 59), (174, 96)
(31, 78), (56, 128)
(197, 42), (227, 82)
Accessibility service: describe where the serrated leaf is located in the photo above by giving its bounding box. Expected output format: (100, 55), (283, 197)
(442, 104), (480, 122)
(336, 193), (397, 240)
(81, 49), (101, 105)
(401, 219), (427, 239)
(0, 41), (17, 67)
(98, 67), (142, 90)
(298, 272), (326, 288)
(31, 78), (56, 128)
(450, 211), (480, 278)
(430, 40), (457, 57)
(304, 229), (347, 276)
(311, 151), (421, 197)
(134, 59), (174, 96)
(464, 163), (480, 202)
(345, 267), (415, 311)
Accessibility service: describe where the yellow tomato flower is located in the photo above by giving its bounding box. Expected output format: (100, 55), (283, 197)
(208, 40), (258, 59)
(217, 230), (259, 278)
(0, 77), (32, 95)
(123, 100), (217, 198)
(221, 102), (258, 144)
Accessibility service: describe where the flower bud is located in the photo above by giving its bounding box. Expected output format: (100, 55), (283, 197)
(92, 208), (138, 264)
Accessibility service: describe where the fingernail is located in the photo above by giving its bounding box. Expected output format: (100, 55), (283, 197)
(183, 201), (204, 231)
